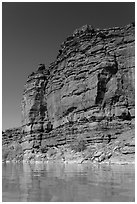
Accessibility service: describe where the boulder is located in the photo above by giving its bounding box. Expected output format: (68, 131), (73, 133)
(94, 151), (103, 157)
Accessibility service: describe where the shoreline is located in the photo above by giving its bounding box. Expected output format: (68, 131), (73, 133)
(3, 157), (135, 166)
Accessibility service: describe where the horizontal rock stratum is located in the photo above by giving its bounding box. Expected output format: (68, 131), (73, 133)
(2, 24), (135, 162)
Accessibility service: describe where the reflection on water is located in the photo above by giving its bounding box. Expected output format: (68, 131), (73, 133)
(2, 162), (135, 202)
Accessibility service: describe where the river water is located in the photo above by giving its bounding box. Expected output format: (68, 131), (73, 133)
(2, 162), (135, 202)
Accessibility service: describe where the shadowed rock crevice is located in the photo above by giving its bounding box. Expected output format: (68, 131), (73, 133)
(95, 54), (118, 107)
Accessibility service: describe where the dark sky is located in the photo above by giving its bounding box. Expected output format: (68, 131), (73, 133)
(2, 2), (135, 130)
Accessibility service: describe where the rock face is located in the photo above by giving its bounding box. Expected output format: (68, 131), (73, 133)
(21, 64), (51, 133)
(2, 127), (22, 146)
(20, 24), (135, 150)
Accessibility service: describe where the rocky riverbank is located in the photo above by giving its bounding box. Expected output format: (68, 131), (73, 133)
(2, 122), (135, 164)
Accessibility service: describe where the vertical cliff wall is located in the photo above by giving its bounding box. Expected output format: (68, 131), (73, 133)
(21, 24), (135, 149)
(21, 64), (51, 133)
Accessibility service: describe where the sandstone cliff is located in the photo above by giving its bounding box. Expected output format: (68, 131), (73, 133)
(2, 23), (135, 163)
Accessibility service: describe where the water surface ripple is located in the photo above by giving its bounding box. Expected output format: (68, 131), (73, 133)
(2, 162), (135, 202)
